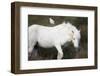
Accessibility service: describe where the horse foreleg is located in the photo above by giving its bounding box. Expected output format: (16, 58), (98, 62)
(55, 44), (63, 59)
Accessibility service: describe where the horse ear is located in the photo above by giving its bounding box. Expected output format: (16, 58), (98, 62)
(49, 18), (55, 24)
(79, 29), (81, 32)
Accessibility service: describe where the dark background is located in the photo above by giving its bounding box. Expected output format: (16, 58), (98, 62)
(28, 15), (88, 60)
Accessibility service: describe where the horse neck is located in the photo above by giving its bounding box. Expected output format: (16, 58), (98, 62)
(67, 24), (77, 32)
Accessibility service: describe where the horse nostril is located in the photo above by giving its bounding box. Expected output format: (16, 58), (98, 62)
(78, 47), (80, 52)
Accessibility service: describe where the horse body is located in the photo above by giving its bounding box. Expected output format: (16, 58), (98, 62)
(37, 23), (72, 47)
(29, 21), (81, 59)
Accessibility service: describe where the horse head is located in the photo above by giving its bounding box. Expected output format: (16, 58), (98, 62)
(71, 28), (81, 52)
(63, 22), (81, 52)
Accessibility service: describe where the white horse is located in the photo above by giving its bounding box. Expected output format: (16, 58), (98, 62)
(28, 18), (81, 59)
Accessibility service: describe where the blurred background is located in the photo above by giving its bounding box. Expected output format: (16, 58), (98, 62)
(28, 15), (88, 60)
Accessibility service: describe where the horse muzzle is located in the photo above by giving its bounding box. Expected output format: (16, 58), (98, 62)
(75, 47), (80, 52)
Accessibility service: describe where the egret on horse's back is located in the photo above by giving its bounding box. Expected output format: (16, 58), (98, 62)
(28, 18), (81, 59)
